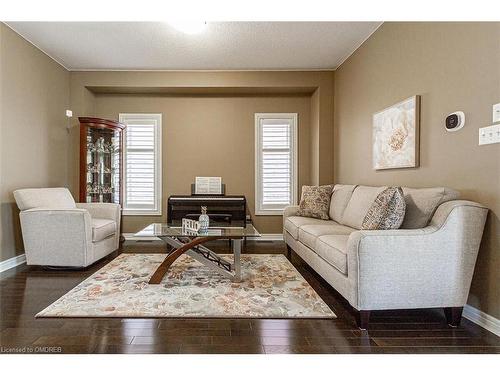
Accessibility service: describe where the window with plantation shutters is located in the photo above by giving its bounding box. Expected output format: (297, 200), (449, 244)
(255, 113), (298, 215)
(119, 114), (162, 215)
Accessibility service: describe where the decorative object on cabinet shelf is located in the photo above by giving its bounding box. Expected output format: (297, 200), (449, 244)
(87, 183), (98, 194)
(87, 163), (99, 173)
(105, 142), (117, 153)
(86, 183), (115, 195)
(79, 117), (125, 204)
(88, 164), (114, 174)
(95, 138), (105, 153)
(101, 185), (114, 194)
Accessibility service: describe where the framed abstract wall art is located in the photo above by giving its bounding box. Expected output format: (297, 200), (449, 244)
(372, 95), (420, 170)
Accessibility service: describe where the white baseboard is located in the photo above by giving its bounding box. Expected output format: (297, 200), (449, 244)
(123, 233), (284, 242)
(123, 233), (162, 241)
(0, 254), (27, 273)
(254, 233), (283, 241)
(464, 304), (500, 337)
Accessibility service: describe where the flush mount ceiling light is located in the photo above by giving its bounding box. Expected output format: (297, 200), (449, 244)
(167, 20), (207, 34)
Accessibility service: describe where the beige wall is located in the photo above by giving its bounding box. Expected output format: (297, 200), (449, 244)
(68, 70), (335, 234)
(334, 22), (500, 318)
(0, 24), (70, 262)
(95, 94), (311, 233)
(68, 71), (334, 193)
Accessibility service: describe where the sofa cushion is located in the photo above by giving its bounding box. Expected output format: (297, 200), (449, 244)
(362, 187), (406, 230)
(315, 235), (350, 274)
(284, 216), (333, 239)
(401, 187), (460, 229)
(298, 223), (355, 249)
(329, 184), (357, 222)
(340, 185), (387, 229)
(297, 185), (334, 220)
(92, 218), (116, 242)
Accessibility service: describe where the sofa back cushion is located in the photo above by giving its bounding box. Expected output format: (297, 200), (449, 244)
(13, 187), (76, 211)
(340, 185), (387, 229)
(401, 187), (460, 228)
(329, 184), (357, 222)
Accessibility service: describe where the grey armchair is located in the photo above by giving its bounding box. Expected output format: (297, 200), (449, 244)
(14, 187), (121, 268)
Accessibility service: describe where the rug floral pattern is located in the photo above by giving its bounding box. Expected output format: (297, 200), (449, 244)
(36, 254), (336, 318)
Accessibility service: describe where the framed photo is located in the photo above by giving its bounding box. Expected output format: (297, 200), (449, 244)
(372, 95), (420, 170)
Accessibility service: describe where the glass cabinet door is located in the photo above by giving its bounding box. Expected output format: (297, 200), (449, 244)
(79, 118), (125, 204)
(85, 128), (120, 203)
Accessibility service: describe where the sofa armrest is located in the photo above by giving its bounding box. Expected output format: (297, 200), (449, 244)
(283, 205), (300, 219)
(429, 200), (486, 227)
(346, 201), (488, 311)
(283, 205), (300, 230)
(19, 208), (93, 267)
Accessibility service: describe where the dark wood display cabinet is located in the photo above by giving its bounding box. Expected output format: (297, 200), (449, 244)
(79, 117), (126, 204)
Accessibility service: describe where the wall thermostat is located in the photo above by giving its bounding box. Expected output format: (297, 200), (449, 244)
(445, 111), (465, 132)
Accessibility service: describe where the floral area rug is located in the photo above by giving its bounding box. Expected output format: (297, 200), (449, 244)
(36, 253), (336, 318)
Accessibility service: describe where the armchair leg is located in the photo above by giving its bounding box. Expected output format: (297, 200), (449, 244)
(444, 307), (463, 327)
(286, 244), (292, 259)
(356, 310), (371, 330)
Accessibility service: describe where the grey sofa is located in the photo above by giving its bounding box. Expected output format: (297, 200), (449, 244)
(14, 187), (121, 268)
(283, 185), (488, 329)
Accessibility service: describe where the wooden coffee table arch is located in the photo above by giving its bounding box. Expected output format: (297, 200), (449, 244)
(148, 236), (223, 284)
(135, 223), (258, 285)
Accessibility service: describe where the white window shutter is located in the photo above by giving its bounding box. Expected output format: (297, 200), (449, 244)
(120, 114), (162, 215)
(255, 113), (298, 215)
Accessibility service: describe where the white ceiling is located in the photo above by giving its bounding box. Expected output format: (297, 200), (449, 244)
(5, 22), (381, 71)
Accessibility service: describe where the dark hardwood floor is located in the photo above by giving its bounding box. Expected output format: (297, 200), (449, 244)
(1, 240), (499, 354)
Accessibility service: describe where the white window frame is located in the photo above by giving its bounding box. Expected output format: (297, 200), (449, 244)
(255, 113), (298, 216)
(119, 113), (162, 216)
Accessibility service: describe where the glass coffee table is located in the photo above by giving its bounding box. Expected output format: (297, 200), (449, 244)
(134, 223), (260, 284)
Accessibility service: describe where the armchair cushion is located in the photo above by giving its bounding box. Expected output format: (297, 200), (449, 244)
(14, 187), (76, 211)
(92, 218), (116, 242)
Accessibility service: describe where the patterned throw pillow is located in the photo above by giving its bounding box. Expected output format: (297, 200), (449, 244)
(361, 187), (406, 230)
(297, 185), (334, 220)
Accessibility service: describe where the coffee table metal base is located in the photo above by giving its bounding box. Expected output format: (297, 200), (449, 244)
(148, 236), (242, 284)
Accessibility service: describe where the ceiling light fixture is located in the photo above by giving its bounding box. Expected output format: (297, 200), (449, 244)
(167, 20), (207, 34)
